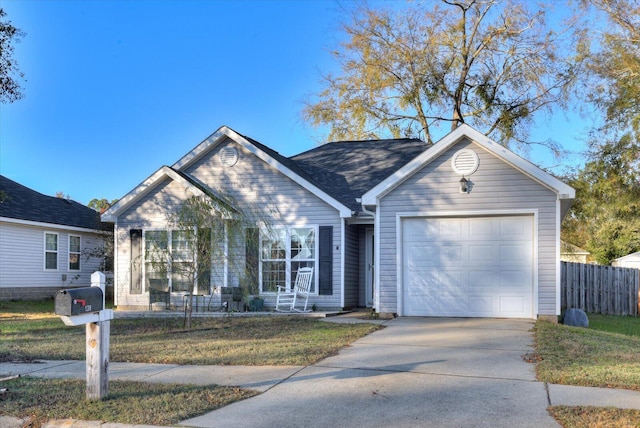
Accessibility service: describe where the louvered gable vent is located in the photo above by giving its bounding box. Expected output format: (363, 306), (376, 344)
(451, 149), (479, 176)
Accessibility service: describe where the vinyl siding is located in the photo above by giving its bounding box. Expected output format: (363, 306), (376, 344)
(0, 221), (105, 291)
(113, 137), (344, 308)
(377, 138), (559, 317)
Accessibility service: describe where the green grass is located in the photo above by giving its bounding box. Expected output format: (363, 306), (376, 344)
(535, 316), (640, 391)
(0, 376), (257, 427)
(587, 313), (640, 338)
(535, 314), (640, 427)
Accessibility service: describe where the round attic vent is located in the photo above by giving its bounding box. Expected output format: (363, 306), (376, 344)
(451, 149), (479, 176)
(219, 146), (238, 167)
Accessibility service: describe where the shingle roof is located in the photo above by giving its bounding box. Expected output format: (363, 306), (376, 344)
(0, 175), (108, 231)
(289, 138), (429, 212)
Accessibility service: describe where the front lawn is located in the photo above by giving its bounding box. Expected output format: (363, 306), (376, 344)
(0, 377), (257, 427)
(0, 305), (381, 365)
(535, 314), (640, 427)
(0, 301), (381, 427)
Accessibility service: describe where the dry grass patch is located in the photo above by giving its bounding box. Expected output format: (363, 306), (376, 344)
(1, 314), (382, 365)
(0, 376), (257, 427)
(549, 406), (640, 428)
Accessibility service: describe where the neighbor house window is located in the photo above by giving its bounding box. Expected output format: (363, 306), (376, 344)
(69, 235), (81, 271)
(260, 226), (316, 293)
(44, 232), (58, 270)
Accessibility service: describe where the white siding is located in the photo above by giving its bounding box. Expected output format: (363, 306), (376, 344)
(0, 221), (105, 290)
(113, 138), (343, 308)
(377, 139), (559, 317)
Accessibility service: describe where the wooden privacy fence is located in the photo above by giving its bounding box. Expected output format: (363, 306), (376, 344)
(561, 262), (640, 317)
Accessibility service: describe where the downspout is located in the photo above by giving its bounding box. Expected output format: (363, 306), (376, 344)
(356, 198), (376, 217)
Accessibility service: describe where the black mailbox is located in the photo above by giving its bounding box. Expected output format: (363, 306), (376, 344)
(55, 287), (104, 316)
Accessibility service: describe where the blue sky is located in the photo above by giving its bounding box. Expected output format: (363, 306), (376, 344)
(0, 0), (588, 206)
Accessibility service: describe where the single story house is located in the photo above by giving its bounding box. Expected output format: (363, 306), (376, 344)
(101, 124), (574, 320)
(612, 251), (640, 269)
(0, 175), (111, 300)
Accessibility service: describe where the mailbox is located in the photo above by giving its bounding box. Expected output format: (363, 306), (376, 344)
(55, 287), (104, 316)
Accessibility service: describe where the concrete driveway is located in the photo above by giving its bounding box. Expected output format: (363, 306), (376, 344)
(182, 317), (559, 428)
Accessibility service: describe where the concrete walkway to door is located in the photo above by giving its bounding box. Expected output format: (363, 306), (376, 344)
(182, 317), (557, 428)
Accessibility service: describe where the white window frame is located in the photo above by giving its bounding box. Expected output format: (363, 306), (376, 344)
(68, 235), (81, 271)
(142, 228), (216, 295)
(143, 229), (170, 293)
(259, 225), (318, 294)
(44, 232), (59, 271)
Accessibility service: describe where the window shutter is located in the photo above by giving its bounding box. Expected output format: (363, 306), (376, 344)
(197, 228), (212, 294)
(130, 229), (142, 294)
(245, 228), (259, 289)
(318, 226), (333, 295)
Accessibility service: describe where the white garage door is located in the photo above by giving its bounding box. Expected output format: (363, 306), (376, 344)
(402, 216), (533, 318)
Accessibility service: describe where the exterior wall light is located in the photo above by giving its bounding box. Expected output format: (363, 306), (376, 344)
(459, 177), (469, 193)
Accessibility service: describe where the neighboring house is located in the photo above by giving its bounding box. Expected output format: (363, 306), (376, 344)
(101, 124), (574, 320)
(612, 252), (640, 269)
(560, 241), (590, 263)
(0, 175), (111, 300)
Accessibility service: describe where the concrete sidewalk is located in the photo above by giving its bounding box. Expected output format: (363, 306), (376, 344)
(1, 317), (639, 427)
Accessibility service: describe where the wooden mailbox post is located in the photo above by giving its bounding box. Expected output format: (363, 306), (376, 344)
(54, 271), (113, 400)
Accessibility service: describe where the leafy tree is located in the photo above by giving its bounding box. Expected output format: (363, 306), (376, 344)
(582, 0), (640, 134)
(88, 198), (118, 213)
(562, 135), (640, 264)
(0, 8), (25, 103)
(561, 0), (640, 264)
(146, 193), (276, 328)
(304, 0), (582, 149)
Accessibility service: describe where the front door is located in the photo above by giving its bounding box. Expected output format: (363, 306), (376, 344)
(365, 228), (375, 307)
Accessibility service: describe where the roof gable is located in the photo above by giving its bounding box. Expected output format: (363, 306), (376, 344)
(101, 166), (214, 222)
(0, 175), (106, 231)
(361, 124), (575, 213)
(102, 126), (353, 221)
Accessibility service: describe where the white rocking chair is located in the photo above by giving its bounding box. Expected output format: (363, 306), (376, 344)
(275, 267), (314, 313)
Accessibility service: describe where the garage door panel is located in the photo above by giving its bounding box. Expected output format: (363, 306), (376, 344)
(469, 218), (497, 240)
(440, 245), (465, 264)
(402, 215), (533, 319)
(500, 270), (532, 289)
(500, 244), (532, 264)
(468, 244), (495, 263)
(403, 219), (439, 241)
(500, 218), (530, 238)
(468, 270), (499, 289)
(499, 296), (529, 314)
(439, 220), (465, 238)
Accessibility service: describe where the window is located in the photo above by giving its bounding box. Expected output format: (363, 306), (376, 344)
(143, 229), (213, 294)
(171, 230), (193, 293)
(144, 230), (168, 290)
(260, 227), (316, 293)
(44, 232), (58, 270)
(69, 235), (81, 271)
